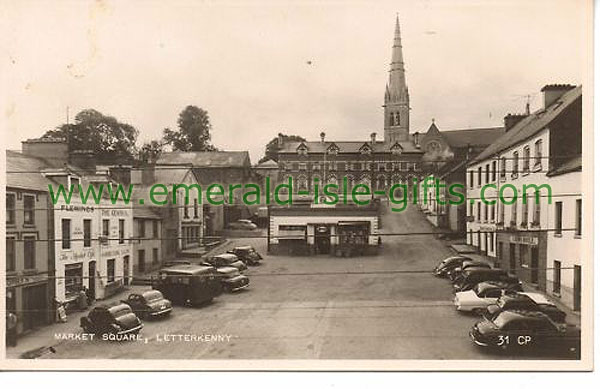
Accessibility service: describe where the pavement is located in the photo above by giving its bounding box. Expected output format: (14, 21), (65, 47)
(5, 204), (579, 360)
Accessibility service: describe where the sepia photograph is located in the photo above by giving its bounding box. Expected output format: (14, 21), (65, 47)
(0, 0), (594, 371)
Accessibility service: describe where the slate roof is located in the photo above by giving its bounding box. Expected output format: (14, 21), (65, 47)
(157, 151), (251, 168)
(6, 151), (54, 191)
(254, 159), (279, 168)
(153, 165), (194, 185)
(439, 127), (505, 148)
(278, 140), (423, 154)
(469, 85), (582, 165)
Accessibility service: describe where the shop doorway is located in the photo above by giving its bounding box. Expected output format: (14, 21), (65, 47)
(531, 247), (539, 285)
(123, 256), (130, 286)
(509, 243), (516, 274)
(22, 284), (47, 331)
(88, 261), (96, 300)
(314, 225), (331, 255)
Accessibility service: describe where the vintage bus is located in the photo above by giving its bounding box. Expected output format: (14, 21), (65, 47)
(152, 264), (223, 306)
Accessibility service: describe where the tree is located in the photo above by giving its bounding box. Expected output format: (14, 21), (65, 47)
(137, 140), (164, 164)
(42, 109), (138, 163)
(259, 133), (306, 163)
(163, 105), (217, 152)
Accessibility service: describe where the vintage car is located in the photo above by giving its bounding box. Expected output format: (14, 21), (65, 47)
(227, 219), (258, 230)
(433, 256), (471, 277)
(484, 292), (567, 326)
(205, 253), (248, 271)
(227, 246), (263, 266)
(469, 310), (580, 352)
(216, 266), (250, 292)
(453, 268), (520, 292)
(121, 290), (173, 319)
(80, 303), (143, 338)
(448, 260), (492, 282)
(454, 281), (523, 313)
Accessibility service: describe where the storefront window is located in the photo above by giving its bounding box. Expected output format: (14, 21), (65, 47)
(65, 263), (83, 296)
(107, 259), (116, 283)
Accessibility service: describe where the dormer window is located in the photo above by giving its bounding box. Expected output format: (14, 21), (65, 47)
(297, 143), (309, 156)
(390, 142), (403, 155)
(68, 176), (80, 190)
(327, 144), (339, 155)
(359, 144), (372, 155)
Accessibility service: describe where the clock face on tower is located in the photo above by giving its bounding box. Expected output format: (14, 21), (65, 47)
(426, 141), (442, 153)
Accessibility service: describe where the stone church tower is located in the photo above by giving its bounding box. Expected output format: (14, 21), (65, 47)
(383, 16), (410, 144)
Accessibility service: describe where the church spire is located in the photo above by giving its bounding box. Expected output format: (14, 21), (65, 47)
(384, 15), (410, 144)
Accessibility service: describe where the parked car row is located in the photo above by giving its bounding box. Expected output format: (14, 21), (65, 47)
(81, 246), (263, 339)
(433, 255), (580, 354)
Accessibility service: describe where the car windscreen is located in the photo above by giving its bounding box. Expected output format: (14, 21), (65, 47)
(491, 312), (512, 328)
(473, 284), (487, 295)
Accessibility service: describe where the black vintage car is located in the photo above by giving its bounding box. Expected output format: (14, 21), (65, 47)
(216, 266), (250, 292)
(121, 290), (173, 319)
(484, 291), (567, 325)
(432, 255), (471, 277)
(205, 253), (248, 271)
(470, 310), (580, 353)
(80, 303), (143, 338)
(227, 246), (263, 266)
(454, 268), (520, 292)
(448, 260), (492, 282)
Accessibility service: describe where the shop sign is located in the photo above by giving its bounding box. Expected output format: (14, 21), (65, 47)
(509, 235), (539, 246)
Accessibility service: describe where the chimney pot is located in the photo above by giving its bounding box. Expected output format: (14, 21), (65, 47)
(503, 113), (528, 132)
(320, 132), (326, 143)
(370, 132), (377, 144)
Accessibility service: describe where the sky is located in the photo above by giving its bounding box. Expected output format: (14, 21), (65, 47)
(1, 0), (590, 164)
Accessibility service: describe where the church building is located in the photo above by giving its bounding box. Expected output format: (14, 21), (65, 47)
(277, 17), (424, 194)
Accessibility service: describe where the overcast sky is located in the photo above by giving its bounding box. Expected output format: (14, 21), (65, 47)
(2, 0), (589, 163)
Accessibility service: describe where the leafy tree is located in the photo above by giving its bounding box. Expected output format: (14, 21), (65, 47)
(259, 133), (306, 163)
(42, 109), (138, 163)
(137, 140), (164, 164)
(163, 105), (217, 151)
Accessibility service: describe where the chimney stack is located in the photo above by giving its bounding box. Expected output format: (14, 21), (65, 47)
(503, 113), (528, 132)
(69, 149), (96, 170)
(541, 84), (576, 108)
(370, 132), (377, 145)
(277, 133), (284, 148)
(320, 131), (326, 143)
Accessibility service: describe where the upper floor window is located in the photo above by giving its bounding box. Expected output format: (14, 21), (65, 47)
(512, 151), (519, 178)
(469, 170), (474, 189)
(491, 161), (497, 182)
(477, 167), (482, 186)
(62, 218), (71, 249)
(83, 219), (92, 247)
(153, 220), (159, 238)
(24, 236), (36, 269)
(194, 199), (199, 218)
(523, 146), (530, 173)
(6, 193), (16, 225)
(119, 219), (125, 244)
(485, 164), (490, 184)
(500, 158), (506, 180)
(6, 237), (16, 272)
(534, 140), (543, 168)
(138, 219), (145, 238)
(24, 194), (35, 225)
(102, 219), (110, 245)
(555, 201), (563, 235)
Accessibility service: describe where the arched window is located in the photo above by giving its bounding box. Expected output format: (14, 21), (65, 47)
(297, 175), (308, 192)
(395, 112), (400, 126)
(390, 113), (395, 126)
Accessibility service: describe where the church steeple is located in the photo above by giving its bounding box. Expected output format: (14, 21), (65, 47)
(384, 15), (410, 144)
